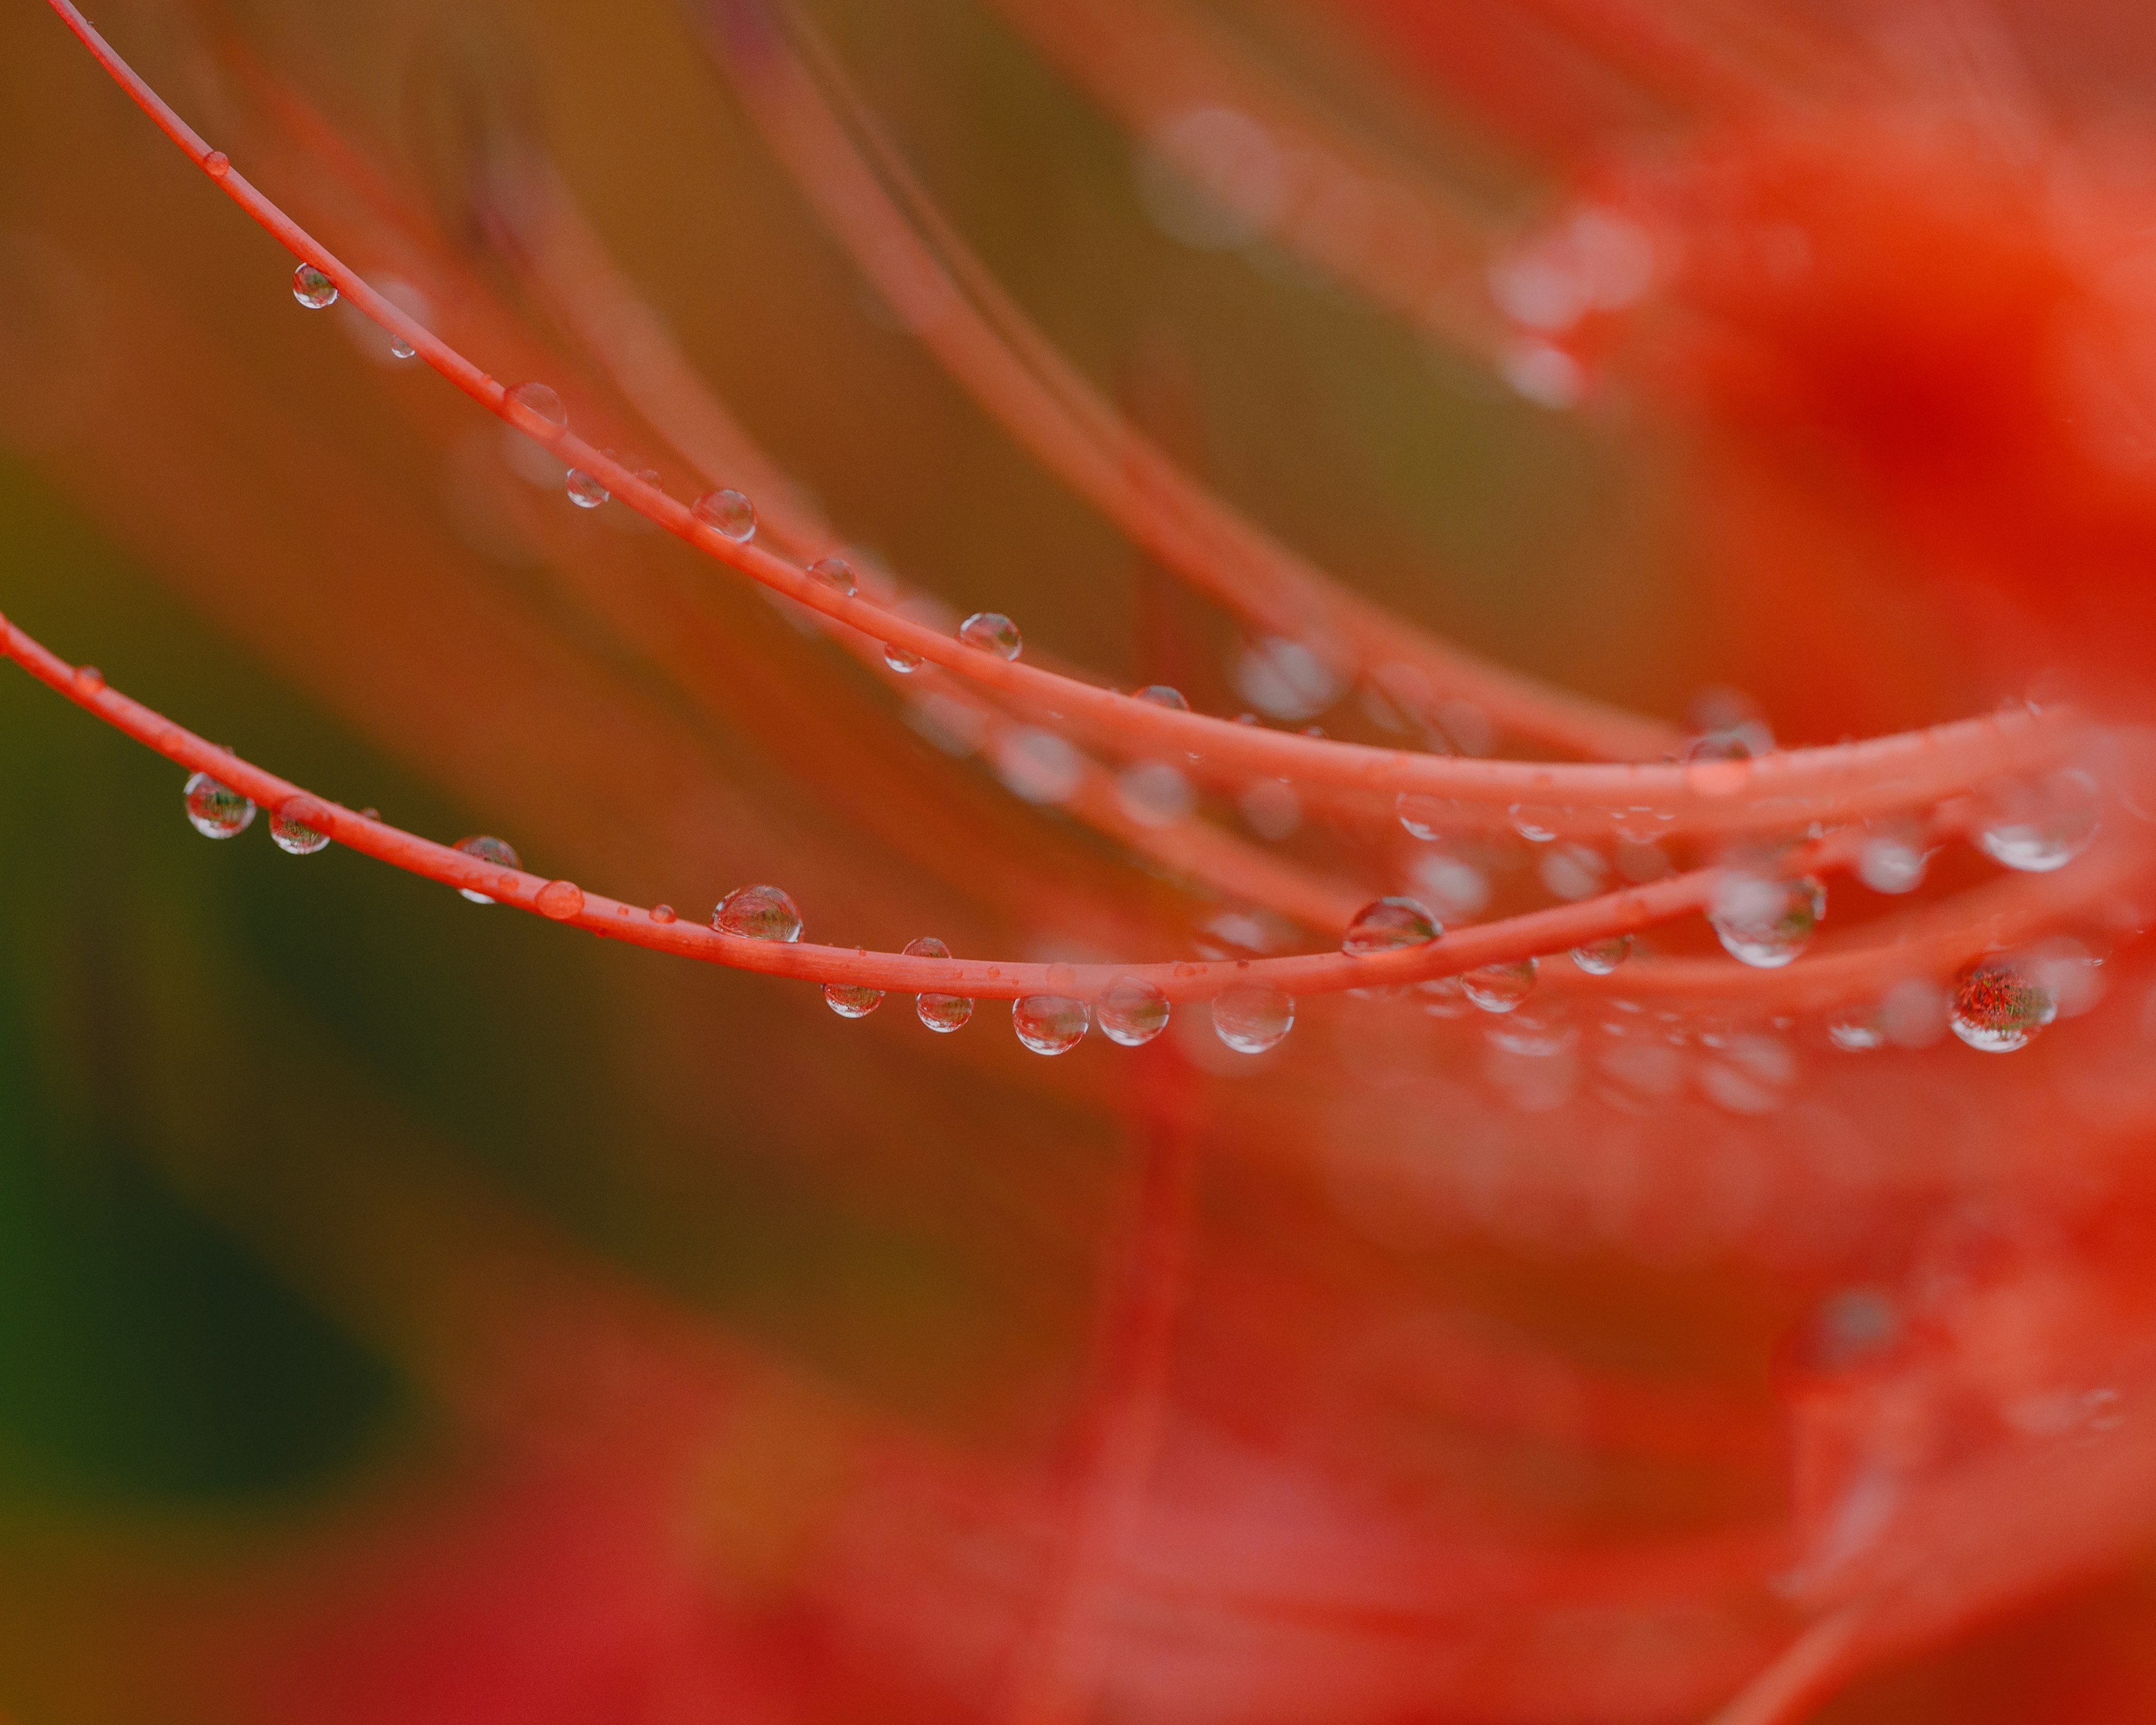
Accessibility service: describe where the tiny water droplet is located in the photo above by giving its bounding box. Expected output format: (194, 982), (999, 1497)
(506, 381), (568, 432)
(1508, 803), (1561, 843)
(714, 884), (803, 942)
(1463, 958), (1537, 1012)
(203, 150), (229, 177)
(1976, 769), (2100, 873)
(650, 903), (677, 924)
(905, 936), (974, 1032)
(292, 264), (337, 309)
(1212, 984), (1293, 1054)
(73, 664), (104, 693)
(1951, 959), (2056, 1052)
(958, 611), (1022, 660)
(537, 879), (585, 920)
(1827, 1006), (1887, 1051)
(184, 771), (255, 839)
(269, 798), (331, 855)
(1395, 791), (1460, 842)
(566, 468), (609, 509)
(455, 835), (521, 903)
(1710, 873), (1825, 968)
(692, 489), (757, 542)
(883, 642), (923, 673)
(1014, 994), (1089, 1055)
(1134, 684), (1189, 710)
(1342, 896), (1441, 956)
(1570, 934), (1630, 975)
(826, 983), (884, 1019)
(1098, 976), (1170, 1046)
(389, 335), (417, 360)
(808, 557), (857, 597)
(1858, 831), (1927, 895)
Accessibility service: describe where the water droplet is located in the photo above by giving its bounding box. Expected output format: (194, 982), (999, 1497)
(882, 642), (923, 673)
(1014, 994), (1089, 1055)
(455, 835), (521, 903)
(537, 879), (585, 920)
(1685, 729), (1755, 765)
(959, 611), (1022, 660)
(1570, 934), (1630, 975)
(184, 771), (255, 839)
(1342, 896), (1441, 956)
(506, 381), (567, 433)
(1509, 803), (1562, 843)
(1976, 769), (2100, 873)
(1234, 637), (1336, 721)
(1134, 684), (1189, 711)
(269, 798), (331, 855)
(566, 468), (609, 509)
(1827, 1006), (1886, 1051)
(808, 557), (857, 597)
(291, 264), (337, 309)
(203, 150), (229, 178)
(1539, 843), (1607, 901)
(650, 903), (677, 924)
(713, 884), (803, 942)
(1098, 976), (1170, 1046)
(690, 487), (756, 542)
(1858, 831), (1927, 895)
(1408, 851), (1490, 919)
(1395, 791), (1461, 841)
(992, 727), (1082, 805)
(73, 664), (104, 693)
(1212, 984), (1293, 1054)
(1951, 958), (2056, 1052)
(1463, 958), (1537, 1012)
(904, 935), (974, 1032)
(826, 983), (884, 1018)
(1710, 873), (1825, 968)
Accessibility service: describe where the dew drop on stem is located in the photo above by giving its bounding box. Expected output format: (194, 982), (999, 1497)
(692, 489), (757, 543)
(454, 835), (520, 903)
(959, 612), (1022, 660)
(826, 983), (884, 1019)
(1570, 934), (1630, 975)
(713, 884), (803, 943)
(1710, 873), (1824, 969)
(905, 935), (974, 1031)
(506, 381), (568, 433)
(1463, 959), (1537, 1012)
(566, 469), (609, 509)
(1014, 994), (1089, 1054)
(1342, 896), (1441, 956)
(1951, 959), (2056, 1052)
(1098, 976), (1170, 1047)
(1213, 984), (1293, 1053)
(291, 264), (337, 309)
(184, 771), (255, 839)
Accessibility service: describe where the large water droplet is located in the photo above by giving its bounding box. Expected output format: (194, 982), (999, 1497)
(455, 834), (521, 903)
(1570, 934), (1630, 975)
(883, 642), (923, 673)
(808, 557), (857, 597)
(389, 335), (417, 360)
(1212, 984), (1293, 1054)
(1976, 769), (2100, 873)
(1097, 976), (1170, 1046)
(825, 983), (884, 1019)
(1134, 684), (1189, 711)
(1342, 896), (1441, 956)
(506, 381), (568, 432)
(566, 468), (609, 509)
(714, 884), (803, 942)
(1826, 1006), (1886, 1051)
(1394, 791), (1465, 841)
(692, 487), (757, 542)
(268, 802), (331, 855)
(1710, 872), (1825, 968)
(184, 771), (255, 839)
(905, 935), (974, 1032)
(1509, 804), (1562, 843)
(1858, 829), (1928, 895)
(1950, 959), (2056, 1052)
(959, 611), (1022, 660)
(1463, 958), (1537, 1012)
(1014, 994), (1089, 1055)
(203, 150), (230, 178)
(291, 264), (337, 309)
(536, 879), (585, 920)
